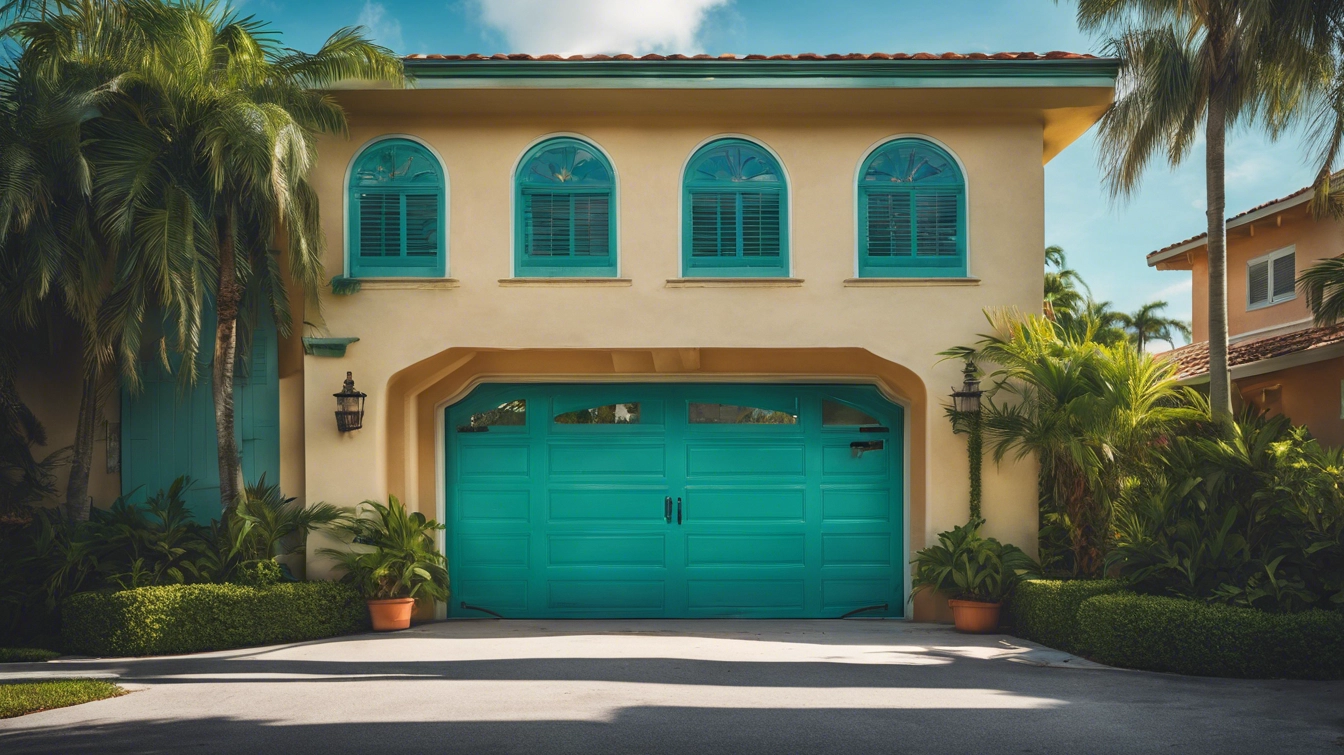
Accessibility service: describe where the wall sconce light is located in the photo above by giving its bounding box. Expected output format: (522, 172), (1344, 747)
(950, 359), (983, 415)
(334, 371), (366, 432)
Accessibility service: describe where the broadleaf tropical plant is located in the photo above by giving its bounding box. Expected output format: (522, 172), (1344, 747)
(911, 518), (1040, 603)
(320, 496), (449, 602)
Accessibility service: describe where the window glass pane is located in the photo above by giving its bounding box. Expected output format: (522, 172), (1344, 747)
(1248, 260), (1270, 306)
(740, 192), (781, 257)
(555, 403), (640, 424)
(404, 193), (439, 256)
(822, 400), (880, 426)
(863, 141), (962, 186)
(519, 141), (612, 187)
(1272, 252), (1295, 299)
(466, 400), (526, 428)
(914, 193), (959, 257)
(572, 194), (610, 258)
(688, 403), (797, 424)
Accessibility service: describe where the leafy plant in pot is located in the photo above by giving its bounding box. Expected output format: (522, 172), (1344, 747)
(320, 496), (449, 631)
(911, 518), (1039, 633)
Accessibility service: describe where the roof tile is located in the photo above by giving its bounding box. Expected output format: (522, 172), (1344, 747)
(1160, 324), (1344, 380)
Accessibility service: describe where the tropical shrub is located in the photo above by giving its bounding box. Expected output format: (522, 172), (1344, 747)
(911, 519), (1039, 603)
(61, 582), (367, 656)
(1108, 412), (1344, 613)
(1077, 592), (1344, 679)
(321, 496), (449, 601)
(1006, 579), (1126, 654)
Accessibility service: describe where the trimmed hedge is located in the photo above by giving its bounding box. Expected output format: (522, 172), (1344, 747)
(1077, 593), (1344, 680)
(62, 582), (369, 657)
(1006, 579), (1125, 654)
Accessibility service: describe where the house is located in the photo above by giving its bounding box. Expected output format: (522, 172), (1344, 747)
(1148, 185), (1344, 447)
(20, 51), (1118, 621)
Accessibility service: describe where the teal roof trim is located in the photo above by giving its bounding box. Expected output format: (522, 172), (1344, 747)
(399, 58), (1119, 90)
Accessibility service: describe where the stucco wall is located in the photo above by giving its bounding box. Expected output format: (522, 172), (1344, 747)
(1236, 355), (1344, 447)
(299, 87), (1057, 619)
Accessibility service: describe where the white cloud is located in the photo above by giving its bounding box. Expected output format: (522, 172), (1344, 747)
(471, 0), (731, 55)
(1152, 277), (1193, 301)
(358, 1), (404, 52)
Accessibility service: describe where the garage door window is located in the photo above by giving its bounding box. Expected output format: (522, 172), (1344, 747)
(555, 403), (641, 424)
(822, 400), (880, 427)
(688, 403), (797, 424)
(463, 400), (526, 430)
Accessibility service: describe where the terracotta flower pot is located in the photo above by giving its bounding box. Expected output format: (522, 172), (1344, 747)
(948, 599), (1002, 633)
(366, 597), (416, 631)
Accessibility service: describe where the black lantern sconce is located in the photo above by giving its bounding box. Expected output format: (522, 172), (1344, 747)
(950, 359), (983, 415)
(334, 371), (366, 432)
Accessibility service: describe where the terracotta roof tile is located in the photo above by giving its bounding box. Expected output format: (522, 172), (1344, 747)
(1147, 183), (1321, 261)
(402, 51), (1101, 62)
(1160, 324), (1344, 380)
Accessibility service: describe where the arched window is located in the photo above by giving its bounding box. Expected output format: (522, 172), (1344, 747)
(858, 138), (966, 278)
(348, 138), (446, 278)
(515, 137), (616, 277)
(683, 138), (788, 277)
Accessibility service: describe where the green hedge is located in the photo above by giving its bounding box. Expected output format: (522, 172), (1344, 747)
(1006, 579), (1125, 654)
(1077, 593), (1344, 680)
(62, 582), (368, 657)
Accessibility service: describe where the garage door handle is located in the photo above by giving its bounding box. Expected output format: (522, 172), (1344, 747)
(677, 497), (682, 524)
(665, 496), (673, 523)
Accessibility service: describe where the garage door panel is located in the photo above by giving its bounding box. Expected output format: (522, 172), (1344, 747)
(550, 442), (665, 476)
(459, 535), (530, 567)
(549, 581), (666, 611)
(822, 443), (889, 477)
(686, 534), (805, 566)
(458, 489), (531, 522)
(457, 580), (530, 611)
(686, 444), (805, 477)
(548, 534), (666, 566)
(822, 488), (890, 521)
(688, 579), (806, 611)
(458, 443), (530, 478)
(549, 488), (667, 521)
(822, 533), (892, 566)
(822, 579), (891, 610)
(685, 487), (805, 521)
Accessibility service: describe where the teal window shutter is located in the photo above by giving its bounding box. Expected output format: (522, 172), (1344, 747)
(858, 139), (966, 278)
(683, 139), (788, 277)
(348, 138), (446, 278)
(515, 137), (617, 277)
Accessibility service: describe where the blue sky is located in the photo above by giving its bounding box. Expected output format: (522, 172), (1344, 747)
(254, 0), (1325, 339)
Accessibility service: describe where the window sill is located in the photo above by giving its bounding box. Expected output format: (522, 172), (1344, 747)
(353, 278), (460, 290)
(499, 278), (632, 287)
(844, 277), (980, 287)
(665, 278), (804, 288)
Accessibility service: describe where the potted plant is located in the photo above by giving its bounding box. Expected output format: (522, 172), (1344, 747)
(911, 518), (1038, 633)
(320, 496), (449, 631)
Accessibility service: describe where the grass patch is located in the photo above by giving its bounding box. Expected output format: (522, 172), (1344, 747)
(0, 680), (125, 718)
(0, 648), (60, 664)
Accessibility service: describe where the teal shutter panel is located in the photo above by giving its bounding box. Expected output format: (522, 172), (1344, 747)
(859, 139), (966, 278)
(349, 139), (446, 278)
(682, 139), (788, 277)
(515, 138), (616, 276)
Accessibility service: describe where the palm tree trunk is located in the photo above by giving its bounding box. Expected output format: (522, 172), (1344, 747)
(213, 208), (245, 511)
(1206, 85), (1233, 421)
(63, 368), (97, 522)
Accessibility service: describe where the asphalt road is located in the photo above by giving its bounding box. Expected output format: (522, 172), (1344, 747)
(1, 620), (1340, 754)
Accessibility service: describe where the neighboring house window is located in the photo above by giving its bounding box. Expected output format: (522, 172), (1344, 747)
(683, 138), (788, 277)
(858, 138), (967, 278)
(515, 137), (616, 277)
(348, 138), (446, 278)
(1247, 246), (1295, 309)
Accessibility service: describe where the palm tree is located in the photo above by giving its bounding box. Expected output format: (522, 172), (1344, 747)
(967, 311), (1197, 577)
(1044, 245), (1089, 320)
(13, 0), (404, 511)
(1077, 0), (1336, 421)
(1117, 300), (1192, 352)
(1299, 256), (1344, 324)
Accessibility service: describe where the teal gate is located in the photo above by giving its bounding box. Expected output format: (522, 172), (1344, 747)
(445, 383), (904, 619)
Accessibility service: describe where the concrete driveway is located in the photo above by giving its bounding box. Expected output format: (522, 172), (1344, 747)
(1, 620), (1340, 754)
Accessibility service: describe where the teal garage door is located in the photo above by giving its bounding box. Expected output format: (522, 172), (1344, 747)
(445, 384), (904, 618)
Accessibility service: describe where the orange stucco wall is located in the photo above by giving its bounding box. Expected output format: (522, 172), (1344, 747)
(1236, 355), (1344, 447)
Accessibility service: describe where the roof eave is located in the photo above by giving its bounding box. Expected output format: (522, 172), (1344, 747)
(380, 57), (1120, 90)
(1147, 189), (1315, 267)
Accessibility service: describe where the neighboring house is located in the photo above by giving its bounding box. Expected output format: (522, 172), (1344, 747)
(1148, 185), (1344, 447)
(21, 51), (1117, 621)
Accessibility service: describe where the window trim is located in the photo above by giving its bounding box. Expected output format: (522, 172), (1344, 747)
(344, 134), (449, 279)
(679, 135), (792, 278)
(1246, 245), (1296, 311)
(853, 134), (970, 279)
(511, 134), (619, 278)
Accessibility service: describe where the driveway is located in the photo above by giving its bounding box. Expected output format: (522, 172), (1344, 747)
(1, 620), (1340, 754)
